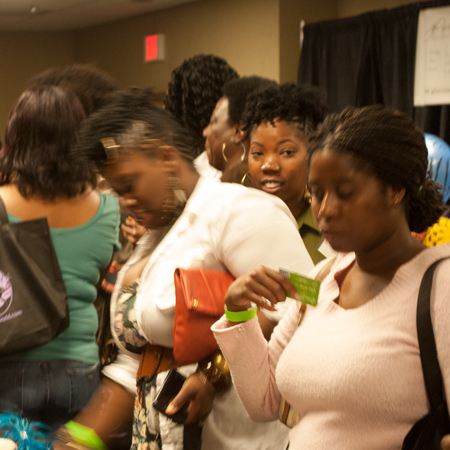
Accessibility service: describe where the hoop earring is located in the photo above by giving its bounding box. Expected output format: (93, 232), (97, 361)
(304, 186), (311, 204)
(241, 172), (252, 186)
(161, 176), (187, 226)
(222, 143), (228, 163)
(240, 142), (247, 162)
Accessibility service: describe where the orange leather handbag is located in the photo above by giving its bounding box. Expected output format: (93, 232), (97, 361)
(173, 268), (234, 365)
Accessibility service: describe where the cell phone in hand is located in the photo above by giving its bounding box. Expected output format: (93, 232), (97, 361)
(152, 370), (189, 424)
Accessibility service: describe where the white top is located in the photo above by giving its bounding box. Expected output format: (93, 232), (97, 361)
(104, 176), (314, 450)
(213, 244), (450, 450)
(193, 151), (222, 180)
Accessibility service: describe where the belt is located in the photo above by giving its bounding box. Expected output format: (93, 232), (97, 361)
(136, 343), (178, 381)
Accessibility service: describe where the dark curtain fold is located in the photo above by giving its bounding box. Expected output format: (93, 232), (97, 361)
(298, 0), (450, 141)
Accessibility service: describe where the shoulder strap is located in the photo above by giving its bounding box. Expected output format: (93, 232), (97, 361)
(417, 256), (450, 413)
(0, 195), (9, 224)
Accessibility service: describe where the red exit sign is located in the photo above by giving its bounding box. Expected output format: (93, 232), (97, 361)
(145, 34), (165, 62)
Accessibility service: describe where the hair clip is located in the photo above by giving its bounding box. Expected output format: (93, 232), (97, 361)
(100, 137), (120, 161)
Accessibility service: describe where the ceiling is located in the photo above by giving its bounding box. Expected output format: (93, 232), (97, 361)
(0, 0), (200, 31)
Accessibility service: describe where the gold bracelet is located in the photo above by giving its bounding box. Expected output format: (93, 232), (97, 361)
(197, 350), (232, 393)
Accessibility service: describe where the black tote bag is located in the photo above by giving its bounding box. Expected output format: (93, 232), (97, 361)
(402, 257), (450, 449)
(0, 196), (69, 357)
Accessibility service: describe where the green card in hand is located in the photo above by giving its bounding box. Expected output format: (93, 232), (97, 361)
(279, 268), (320, 306)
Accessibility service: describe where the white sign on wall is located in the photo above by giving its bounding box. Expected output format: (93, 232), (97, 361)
(414, 6), (450, 106)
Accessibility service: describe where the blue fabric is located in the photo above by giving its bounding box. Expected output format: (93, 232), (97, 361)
(0, 360), (100, 434)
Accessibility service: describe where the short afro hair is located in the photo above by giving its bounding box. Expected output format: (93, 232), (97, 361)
(26, 63), (118, 117)
(222, 76), (277, 125)
(243, 82), (328, 136)
(164, 54), (238, 155)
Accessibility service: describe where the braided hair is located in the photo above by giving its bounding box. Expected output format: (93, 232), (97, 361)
(308, 105), (444, 233)
(164, 54), (238, 156)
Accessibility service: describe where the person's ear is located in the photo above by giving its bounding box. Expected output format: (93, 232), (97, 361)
(387, 186), (406, 206)
(232, 122), (248, 144)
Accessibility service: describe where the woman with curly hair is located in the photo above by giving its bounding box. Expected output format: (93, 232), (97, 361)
(243, 82), (329, 264)
(213, 105), (450, 450)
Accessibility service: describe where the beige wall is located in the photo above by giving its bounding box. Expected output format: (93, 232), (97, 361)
(0, 0), (427, 138)
(0, 31), (74, 142)
(74, 0), (280, 93)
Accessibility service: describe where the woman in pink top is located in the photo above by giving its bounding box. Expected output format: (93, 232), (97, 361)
(213, 105), (450, 450)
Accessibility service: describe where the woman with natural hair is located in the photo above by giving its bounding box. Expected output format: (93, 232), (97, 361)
(213, 105), (450, 449)
(242, 82), (329, 264)
(26, 63), (119, 117)
(203, 76), (277, 184)
(55, 87), (313, 450)
(0, 86), (121, 431)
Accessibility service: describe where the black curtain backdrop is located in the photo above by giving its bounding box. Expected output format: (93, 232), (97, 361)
(298, 0), (450, 141)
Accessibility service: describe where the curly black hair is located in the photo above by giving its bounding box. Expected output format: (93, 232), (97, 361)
(26, 63), (119, 117)
(243, 82), (328, 136)
(76, 87), (196, 168)
(222, 76), (277, 125)
(164, 54), (239, 156)
(0, 86), (95, 199)
(308, 105), (444, 233)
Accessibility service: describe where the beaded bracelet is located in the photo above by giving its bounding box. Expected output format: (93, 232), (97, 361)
(224, 305), (257, 322)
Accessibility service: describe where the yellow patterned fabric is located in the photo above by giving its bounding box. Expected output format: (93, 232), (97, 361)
(423, 217), (450, 247)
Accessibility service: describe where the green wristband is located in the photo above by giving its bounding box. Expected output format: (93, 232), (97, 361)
(224, 305), (257, 322)
(65, 421), (107, 450)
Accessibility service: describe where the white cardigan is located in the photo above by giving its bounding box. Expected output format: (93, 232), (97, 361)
(104, 176), (314, 450)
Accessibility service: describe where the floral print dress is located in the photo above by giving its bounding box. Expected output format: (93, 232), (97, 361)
(114, 280), (161, 450)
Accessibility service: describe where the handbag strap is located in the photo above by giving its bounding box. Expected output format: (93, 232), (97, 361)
(0, 195), (9, 224)
(417, 256), (450, 414)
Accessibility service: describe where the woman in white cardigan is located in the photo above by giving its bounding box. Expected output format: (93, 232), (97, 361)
(54, 87), (314, 450)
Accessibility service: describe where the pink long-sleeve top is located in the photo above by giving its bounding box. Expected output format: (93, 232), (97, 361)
(212, 244), (450, 450)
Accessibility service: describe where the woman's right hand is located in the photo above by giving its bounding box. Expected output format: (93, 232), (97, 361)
(121, 219), (146, 247)
(165, 373), (215, 426)
(225, 266), (299, 312)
